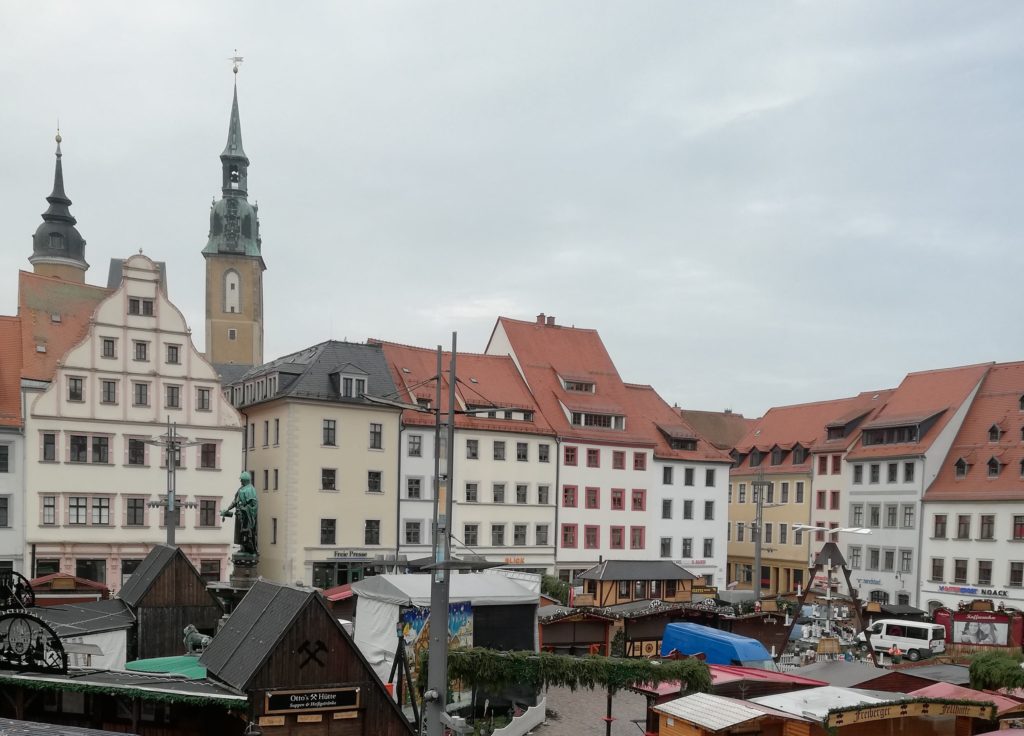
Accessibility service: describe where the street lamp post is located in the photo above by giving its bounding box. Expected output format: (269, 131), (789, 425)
(145, 418), (202, 546)
(750, 478), (784, 599)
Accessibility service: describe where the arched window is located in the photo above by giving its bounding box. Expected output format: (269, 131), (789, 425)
(229, 165), (240, 186)
(989, 425), (1002, 442)
(954, 459), (967, 479)
(223, 270), (241, 314)
(988, 458), (1001, 478)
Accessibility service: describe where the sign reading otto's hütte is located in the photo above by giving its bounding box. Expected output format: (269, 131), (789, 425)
(264, 687), (360, 714)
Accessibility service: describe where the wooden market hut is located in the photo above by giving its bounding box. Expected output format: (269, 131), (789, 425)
(116, 545), (223, 659)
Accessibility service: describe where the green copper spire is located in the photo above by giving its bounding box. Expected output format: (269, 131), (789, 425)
(204, 64), (261, 257)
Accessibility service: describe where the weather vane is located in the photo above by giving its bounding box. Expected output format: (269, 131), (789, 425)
(229, 49), (244, 75)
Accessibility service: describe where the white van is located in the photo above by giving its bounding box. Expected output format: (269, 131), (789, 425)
(856, 619), (946, 662)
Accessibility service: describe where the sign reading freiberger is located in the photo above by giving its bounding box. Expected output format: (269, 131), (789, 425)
(827, 701), (995, 728)
(265, 687), (360, 715)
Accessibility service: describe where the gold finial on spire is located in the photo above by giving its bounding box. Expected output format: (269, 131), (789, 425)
(229, 49), (244, 76)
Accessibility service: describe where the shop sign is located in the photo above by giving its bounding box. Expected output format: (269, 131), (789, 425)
(691, 585), (718, 595)
(939, 585), (1009, 598)
(856, 578), (882, 586)
(258, 716), (285, 727)
(265, 687), (360, 714)
(679, 559), (707, 566)
(332, 550), (369, 560)
(504, 557), (525, 564)
(827, 701), (994, 728)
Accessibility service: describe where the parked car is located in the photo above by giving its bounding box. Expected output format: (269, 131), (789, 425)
(856, 619), (946, 662)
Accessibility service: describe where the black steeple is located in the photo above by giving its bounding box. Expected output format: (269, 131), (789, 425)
(30, 131), (88, 273)
(220, 69), (249, 198)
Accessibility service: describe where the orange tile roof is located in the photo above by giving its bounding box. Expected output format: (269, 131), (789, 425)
(373, 339), (555, 436)
(17, 270), (109, 381)
(845, 363), (992, 461)
(923, 361), (1024, 502)
(490, 316), (656, 446)
(732, 391), (891, 476)
(810, 389), (896, 454)
(623, 383), (734, 463)
(676, 409), (758, 450)
(0, 316), (23, 427)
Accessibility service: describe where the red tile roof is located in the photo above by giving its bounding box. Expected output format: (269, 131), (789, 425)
(845, 363), (991, 461)
(732, 391), (891, 476)
(0, 317), (22, 427)
(923, 361), (1024, 502)
(489, 316), (655, 446)
(623, 383), (734, 463)
(373, 340), (555, 436)
(17, 270), (109, 381)
(676, 409), (758, 450)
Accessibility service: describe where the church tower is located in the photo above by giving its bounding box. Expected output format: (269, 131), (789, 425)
(203, 63), (265, 368)
(29, 131), (89, 282)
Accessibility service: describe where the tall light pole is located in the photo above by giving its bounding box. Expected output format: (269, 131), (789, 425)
(145, 418), (201, 546)
(750, 475), (784, 599)
(425, 333), (457, 736)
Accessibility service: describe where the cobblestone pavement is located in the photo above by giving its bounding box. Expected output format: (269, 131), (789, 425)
(536, 686), (649, 736)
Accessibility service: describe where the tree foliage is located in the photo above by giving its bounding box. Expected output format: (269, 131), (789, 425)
(969, 649), (1024, 691)
(419, 648), (712, 695)
(541, 575), (569, 605)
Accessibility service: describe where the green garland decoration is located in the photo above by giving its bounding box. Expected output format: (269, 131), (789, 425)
(0, 674), (248, 711)
(417, 648), (712, 695)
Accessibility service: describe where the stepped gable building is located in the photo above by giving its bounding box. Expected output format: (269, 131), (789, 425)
(375, 340), (557, 573)
(225, 341), (401, 588)
(23, 254), (243, 590)
(202, 70), (266, 371)
(485, 314), (729, 583)
(728, 393), (888, 596)
(919, 361), (1024, 612)
(0, 316), (23, 571)
(843, 363), (991, 607)
(623, 383), (734, 587)
(676, 408), (757, 451)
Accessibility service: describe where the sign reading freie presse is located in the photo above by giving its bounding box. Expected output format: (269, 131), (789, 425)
(264, 687), (360, 715)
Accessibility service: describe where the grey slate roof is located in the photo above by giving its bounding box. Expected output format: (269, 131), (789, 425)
(0, 668), (245, 702)
(0, 716), (139, 735)
(231, 340), (398, 408)
(200, 580), (315, 692)
(578, 560), (699, 581)
(212, 362), (251, 386)
(30, 599), (135, 637)
(892, 663), (971, 686)
(116, 545), (178, 607)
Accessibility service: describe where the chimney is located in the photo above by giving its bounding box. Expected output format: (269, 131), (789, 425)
(536, 313), (546, 325)
(546, 315), (555, 326)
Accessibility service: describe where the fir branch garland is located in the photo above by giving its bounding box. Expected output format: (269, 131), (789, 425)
(417, 648), (712, 695)
(0, 674), (248, 711)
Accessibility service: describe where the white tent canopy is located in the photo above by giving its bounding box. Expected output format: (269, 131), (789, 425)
(352, 573), (537, 607)
(351, 573), (537, 681)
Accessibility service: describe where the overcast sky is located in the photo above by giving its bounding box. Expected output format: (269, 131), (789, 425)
(2, 3), (1022, 416)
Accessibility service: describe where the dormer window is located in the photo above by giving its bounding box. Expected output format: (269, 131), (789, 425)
(771, 447), (783, 466)
(750, 449), (762, 468)
(570, 412), (624, 430)
(989, 425), (1002, 442)
(564, 380), (595, 393)
(671, 438), (697, 451)
(417, 397), (432, 410)
(826, 427), (845, 440)
(1019, 395), (1024, 411)
(792, 445), (806, 464)
(988, 458), (1001, 478)
(954, 459), (967, 479)
(340, 377), (366, 398)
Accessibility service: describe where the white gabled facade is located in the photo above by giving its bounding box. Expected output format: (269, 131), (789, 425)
(651, 458), (730, 588)
(23, 255), (243, 591)
(0, 427), (24, 573)
(398, 425), (557, 573)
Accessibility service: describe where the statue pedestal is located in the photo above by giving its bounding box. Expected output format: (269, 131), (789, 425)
(207, 552), (261, 631)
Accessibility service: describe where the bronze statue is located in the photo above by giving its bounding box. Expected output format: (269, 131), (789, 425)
(222, 471), (258, 556)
